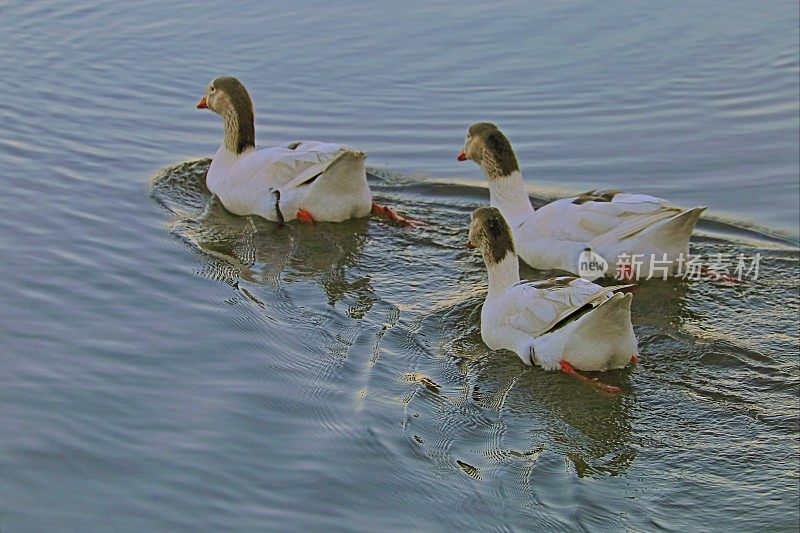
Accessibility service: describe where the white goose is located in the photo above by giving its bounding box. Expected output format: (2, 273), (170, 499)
(196, 76), (416, 225)
(458, 123), (706, 279)
(468, 207), (638, 393)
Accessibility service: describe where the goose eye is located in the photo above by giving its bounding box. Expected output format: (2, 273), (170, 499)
(210, 86), (216, 92)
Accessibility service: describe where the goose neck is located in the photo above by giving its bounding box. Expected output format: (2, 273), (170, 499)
(486, 254), (521, 297)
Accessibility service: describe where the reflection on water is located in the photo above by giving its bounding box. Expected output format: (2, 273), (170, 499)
(151, 159), (376, 317)
(413, 288), (637, 481)
(2, 0), (798, 529)
(152, 160), (639, 489)
(23, 157), (775, 531)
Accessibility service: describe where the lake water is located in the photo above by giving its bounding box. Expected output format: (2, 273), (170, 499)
(1, 1), (799, 531)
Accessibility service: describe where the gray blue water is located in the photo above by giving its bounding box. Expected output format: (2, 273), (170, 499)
(1, 1), (799, 531)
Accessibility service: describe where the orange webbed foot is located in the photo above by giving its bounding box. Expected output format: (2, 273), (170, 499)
(559, 360), (621, 394)
(296, 209), (315, 224)
(371, 202), (425, 228)
(630, 353), (639, 365)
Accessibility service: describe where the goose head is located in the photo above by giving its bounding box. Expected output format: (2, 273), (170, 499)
(196, 76), (255, 154)
(467, 206), (516, 266)
(457, 122), (520, 179)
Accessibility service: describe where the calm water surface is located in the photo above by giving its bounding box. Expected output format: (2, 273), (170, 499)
(1, 1), (799, 531)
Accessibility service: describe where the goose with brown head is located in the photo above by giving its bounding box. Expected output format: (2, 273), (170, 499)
(468, 206), (516, 267)
(194, 76), (419, 226)
(458, 123), (520, 180)
(465, 207), (638, 393)
(197, 76), (255, 155)
(456, 121), (707, 277)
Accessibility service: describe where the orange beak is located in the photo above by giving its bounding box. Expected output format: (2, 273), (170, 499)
(196, 96), (208, 109)
(466, 240), (475, 249)
(457, 150), (468, 161)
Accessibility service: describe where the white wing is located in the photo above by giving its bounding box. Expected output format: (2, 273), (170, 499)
(212, 141), (356, 217)
(503, 276), (633, 337)
(529, 193), (682, 244)
(229, 141), (353, 190)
